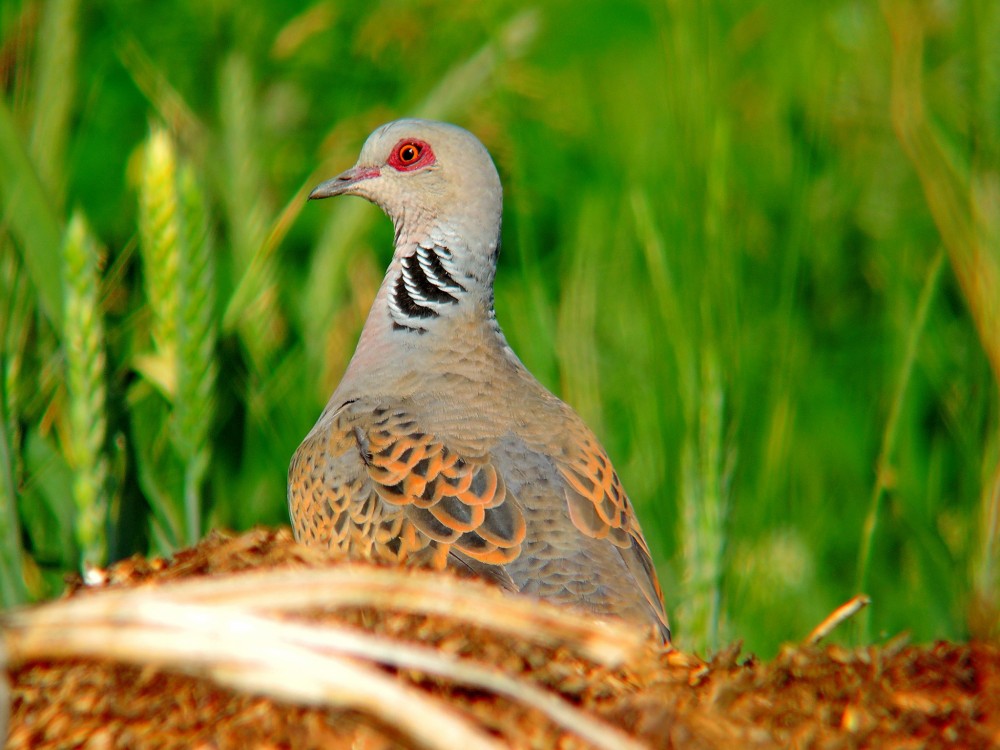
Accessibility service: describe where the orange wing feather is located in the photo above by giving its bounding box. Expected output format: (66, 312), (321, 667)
(555, 433), (669, 634)
(289, 401), (526, 570)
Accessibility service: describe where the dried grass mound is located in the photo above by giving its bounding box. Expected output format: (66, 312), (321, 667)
(3, 528), (999, 749)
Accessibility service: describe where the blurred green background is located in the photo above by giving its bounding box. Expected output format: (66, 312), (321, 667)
(0, 0), (997, 657)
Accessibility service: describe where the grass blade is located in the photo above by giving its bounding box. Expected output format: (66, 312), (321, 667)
(0, 360), (27, 606)
(28, 0), (78, 204)
(855, 248), (944, 641)
(0, 99), (63, 328)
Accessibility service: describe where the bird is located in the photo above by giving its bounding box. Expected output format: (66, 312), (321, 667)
(288, 119), (670, 641)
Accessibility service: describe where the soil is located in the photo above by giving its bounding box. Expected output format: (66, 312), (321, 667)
(5, 529), (998, 749)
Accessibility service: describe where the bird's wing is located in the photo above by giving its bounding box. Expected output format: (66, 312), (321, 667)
(554, 429), (670, 636)
(289, 398), (526, 571)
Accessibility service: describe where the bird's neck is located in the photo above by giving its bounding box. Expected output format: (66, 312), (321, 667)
(381, 219), (499, 331)
(334, 224), (508, 389)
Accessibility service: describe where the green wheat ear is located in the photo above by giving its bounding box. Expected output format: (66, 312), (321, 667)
(62, 211), (108, 567)
(135, 125), (188, 546)
(174, 162), (218, 543)
(136, 126), (219, 545)
(138, 126), (181, 393)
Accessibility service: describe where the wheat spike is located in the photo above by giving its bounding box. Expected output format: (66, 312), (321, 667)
(174, 163), (217, 543)
(138, 127), (181, 386)
(62, 211), (109, 566)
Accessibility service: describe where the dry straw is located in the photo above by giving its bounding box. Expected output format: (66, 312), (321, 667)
(1, 564), (650, 750)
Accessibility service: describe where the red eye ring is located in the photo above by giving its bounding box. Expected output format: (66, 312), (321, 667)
(387, 138), (435, 171)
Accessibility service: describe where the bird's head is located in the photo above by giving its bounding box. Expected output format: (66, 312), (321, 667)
(310, 119), (503, 254)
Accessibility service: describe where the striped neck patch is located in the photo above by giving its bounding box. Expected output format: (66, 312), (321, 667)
(388, 243), (466, 331)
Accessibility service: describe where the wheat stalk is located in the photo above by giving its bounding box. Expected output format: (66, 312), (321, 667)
(0, 248), (30, 605)
(173, 163), (217, 543)
(62, 212), (109, 566)
(218, 53), (284, 369)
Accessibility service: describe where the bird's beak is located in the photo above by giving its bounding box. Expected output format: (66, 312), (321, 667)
(308, 165), (382, 200)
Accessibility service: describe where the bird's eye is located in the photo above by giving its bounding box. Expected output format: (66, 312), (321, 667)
(387, 138), (435, 171)
(398, 143), (421, 164)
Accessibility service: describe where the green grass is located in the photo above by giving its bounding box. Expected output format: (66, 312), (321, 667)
(0, 0), (997, 657)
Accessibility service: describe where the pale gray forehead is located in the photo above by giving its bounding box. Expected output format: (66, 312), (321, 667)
(359, 119), (486, 162)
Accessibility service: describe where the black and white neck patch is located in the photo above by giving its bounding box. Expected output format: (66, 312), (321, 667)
(388, 243), (466, 331)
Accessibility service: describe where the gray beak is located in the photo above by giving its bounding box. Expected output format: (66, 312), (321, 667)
(308, 165), (381, 200)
